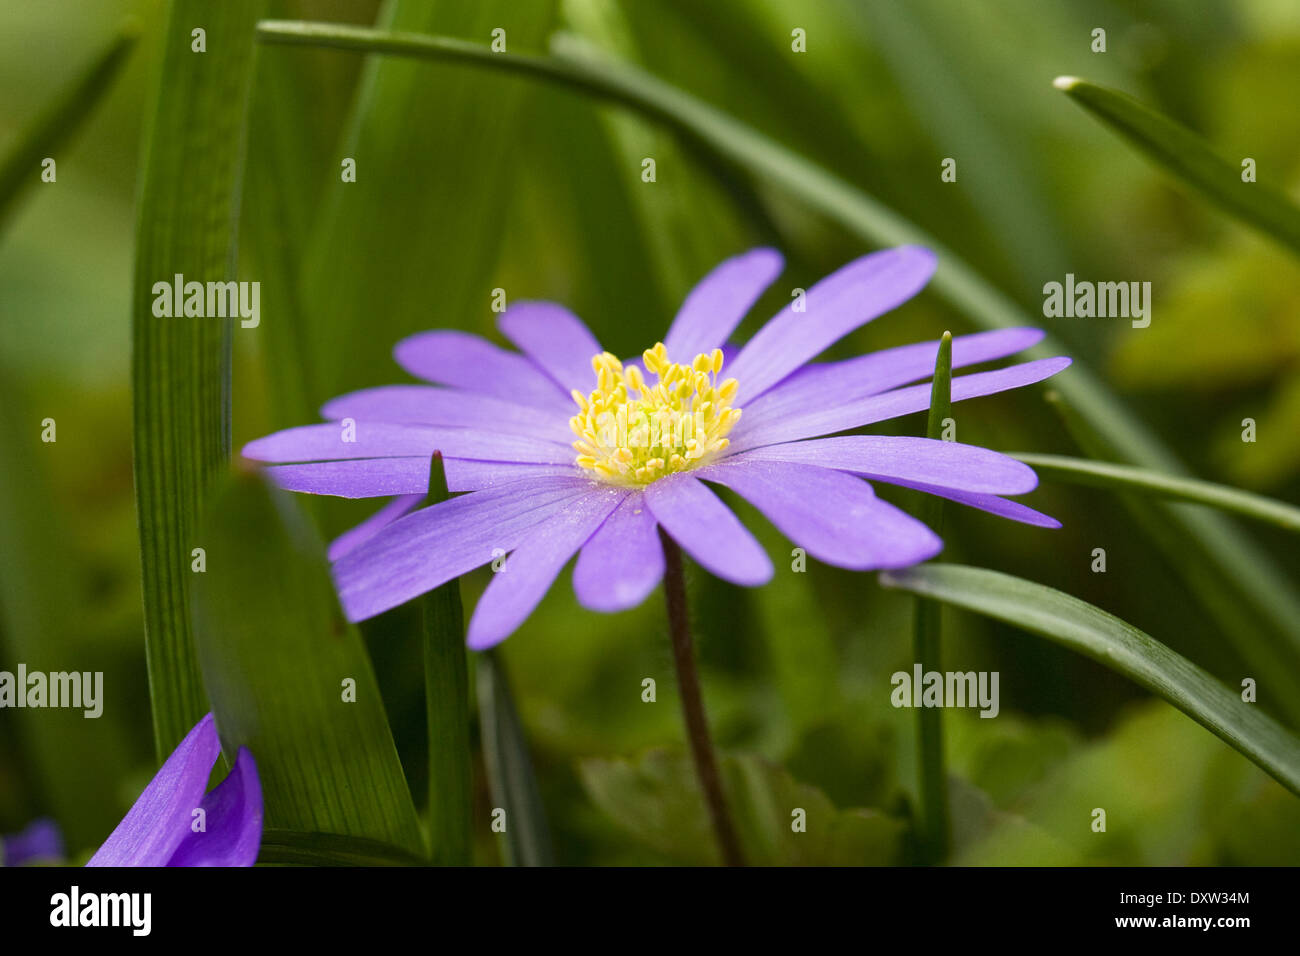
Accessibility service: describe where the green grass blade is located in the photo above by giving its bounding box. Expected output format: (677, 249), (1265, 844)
(258, 830), (426, 867)
(0, 23), (138, 229)
(133, 0), (265, 757)
(253, 20), (1300, 707)
(880, 565), (1300, 797)
(423, 453), (472, 865)
(477, 649), (554, 866)
(914, 331), (952, 863)
(191, 472), (423, 853)
(1013, 452), (1300, 534)
(1054, 76), (1300, 255)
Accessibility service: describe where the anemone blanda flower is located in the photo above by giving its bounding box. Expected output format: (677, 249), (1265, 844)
(243, 246), (1070, 649)
(1, 817), (64, 866)
(87, 713), (262, 867)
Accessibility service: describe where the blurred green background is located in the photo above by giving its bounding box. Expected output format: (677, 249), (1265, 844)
(2, 0), (1299, 865)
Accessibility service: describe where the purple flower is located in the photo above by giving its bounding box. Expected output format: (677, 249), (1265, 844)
(87, 713), (262, 867)
(243, 246), (1069, 649)
(2, 817), (64, 866)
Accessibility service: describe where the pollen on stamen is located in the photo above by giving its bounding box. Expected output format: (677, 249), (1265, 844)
(570, 343), (742, 487)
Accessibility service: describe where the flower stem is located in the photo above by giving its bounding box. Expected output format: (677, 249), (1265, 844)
(659, 530), (746, 867)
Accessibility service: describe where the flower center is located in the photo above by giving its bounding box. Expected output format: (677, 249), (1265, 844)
(570, 342), (743, 486)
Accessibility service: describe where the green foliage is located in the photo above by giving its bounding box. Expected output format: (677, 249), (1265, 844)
(580, 749), (906, 865)
(131, 0), (265, 756)
(191, 473), (423, 853)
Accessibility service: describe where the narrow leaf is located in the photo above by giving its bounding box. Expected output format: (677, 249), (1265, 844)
(913, 331), (952, 863)
(1054, 76), (1300, 255)
(477, 649), (554, 866)
(880, 565), (1300, 797)
(133, 0), (265, 757)
(191, 472), (423, 852)
(0, 24), (137, 229)
(1011, 452), (1300, 534)
(423, 452), (472, 865)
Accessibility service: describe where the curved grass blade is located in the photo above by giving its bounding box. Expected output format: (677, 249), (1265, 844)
(914, 332), (952, 863)
(258, 830), (425, 867)
(880, 565), (1300, 798)
(0, 23), (138, 229)
(253, 20), (1300, 717)
(1054, 76), (1300, 255)
(1011, 452), (1300, 534)
(191, 472), (423, 854)
(423, 453), (472, 865)
(134, 0), (265, 757)
(477, 649), (554, 866)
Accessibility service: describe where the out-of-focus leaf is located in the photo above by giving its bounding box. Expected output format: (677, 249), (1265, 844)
(0, 24), (137, 230)
(958, 704), (1299, 865)
(258, 829), (425, 867)
(0, 381), (130, 847)
(580, 748), (905, 866)
(290, 0), (556, 400)
(191, 472), (423, 853)
(478, 649), (554, 866)
(1055, 76), (1300, 255)
(256, 18), (1300, 729)
(132, 0), (265, 757)
(879, 564), (1300, 797)
(1013, 452), (1300, 533)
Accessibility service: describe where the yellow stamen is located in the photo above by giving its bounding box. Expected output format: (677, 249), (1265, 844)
(570, 341), (743, 487)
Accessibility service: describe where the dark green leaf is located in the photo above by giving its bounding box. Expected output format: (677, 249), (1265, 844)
(477, 649), (554, 866)
(191, 472), (424, 852)
(422, 453), (472, 865)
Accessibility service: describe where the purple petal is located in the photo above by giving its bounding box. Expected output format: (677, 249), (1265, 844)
(333, 475), (600, 621)
(393, 330), (571, 408)
(696, 459), (942, 569)
(498, 301), (602, 393)
(663, 248), (784, 360)
(2, 818), (64, 866)
(731, 356), (1071, 452)
(572, 491), (665, 612)
(321, 385), (568, 441)
(242, 422), (572, 466)
(329, 494), (425, 560)
(884, 478), (1062, 528)
(87, 714), (221, 867)
(266, 458), (576, 499)
(466, 486), (629, 649)
(643, 473), (773, 586)
(734, 436), (1038, 495)
(165, 748), (262, 867)
(728, 246), (937, 403)
(743, 328), (1045, 425)
(267, 458), (431, 498)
